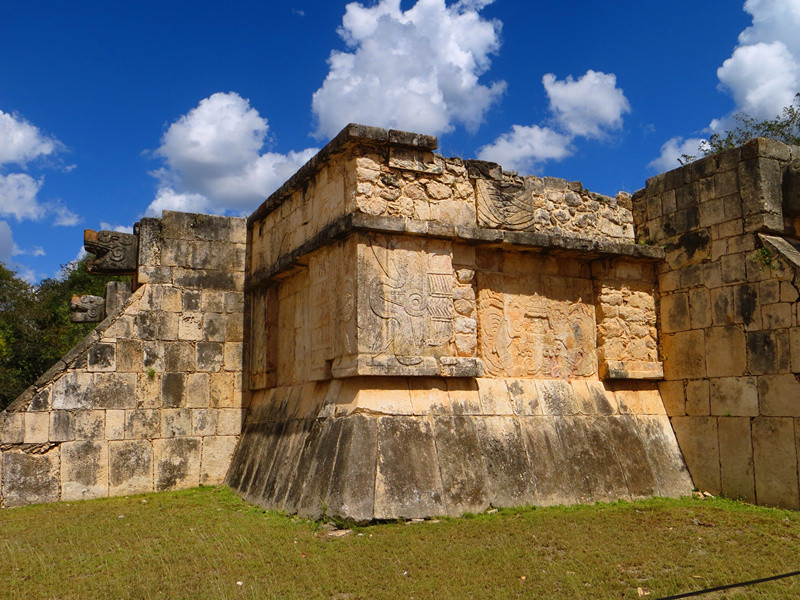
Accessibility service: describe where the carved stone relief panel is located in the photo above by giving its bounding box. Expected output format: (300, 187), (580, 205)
(476, 267), (597, 379)
(334, 234), (481, 377)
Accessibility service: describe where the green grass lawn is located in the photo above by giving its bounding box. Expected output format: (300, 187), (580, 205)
(1, 487), (799, 599)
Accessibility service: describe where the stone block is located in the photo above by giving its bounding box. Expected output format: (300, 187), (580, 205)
(710, 377), (758, 416)
(197, 342), (224, 372)
(203, 312), (227, 342)
(408, 378), (449, 415)
(185, 373), (210, 408)
(685, 379), (710, 416)
(689, 288), (712, 329)
(29, 388), (51, 411)
(660, 292), (690, 333)
(162, 372), (185, 408)
(718, 418), (755, 503)
(326, 415), (379, 523)
(162, 408), (192, 438)
(705, 326), (746, 377)
(24, 411), (49, 443)
(507, 379), (544, 416)
(217, 408), (245, 436)
(49, 411), (75, 442)
(759, 374), (800, 416)
(51, 372), (93, 410)
(339, 377), (412, 416)
(658, 380), (685, 416)
(154, 437), (201, 491)
(75, 410), (106, 440)
(605, 416), (658, 499)
(61, 441), (109, 501)
(537, 379), (579, 416)
(136, 372), (162, 409)
(223, 342), (243, 371)
(474, 416), (537, 506)
(711, 286), (735, 326)
(2, 448), (60, 508)
(662, 330), (706, 380)
(553, 416), (630, 503)
(178, 312), (204, 341)
(635, 415), (694, 497)
(747, 330), (784, 375)
(192, 409), (218, 436)
(476, 378), (513, 415)
(432, 416), (489, 515)
(88, 343), (116, 372)
(671, 416), (720, 494)
(516, 416), (577, 506)
(200, 435), (238, 485)
(125, 409), (160, 439)
(92, 373), (138, 409)
(109, 440), (153, 495)
(445, 378), (482, 414)
(116, 339), (143, 372)
(752, 417), (799, 509)
(374, 416), (445, 519)
(164, 342), (195, 372)
(210, 372), (236, 408)
(106, 409), (125, 440)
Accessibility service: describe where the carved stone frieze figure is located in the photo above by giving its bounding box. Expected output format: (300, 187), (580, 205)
(84, 229), (138, 274)
(364, 237), (455, 365)
(478, 275), (597, 379)
(69, 294), (106, 323)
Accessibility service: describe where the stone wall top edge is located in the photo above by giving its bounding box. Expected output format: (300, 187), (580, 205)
(1, 284), (148, 415)
(247, 123), (439, 227)
(247, 213), (664, 290)
(642, 137), (795, 195)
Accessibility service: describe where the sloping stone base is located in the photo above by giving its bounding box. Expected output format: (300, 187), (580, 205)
(228, 378), (693, 522)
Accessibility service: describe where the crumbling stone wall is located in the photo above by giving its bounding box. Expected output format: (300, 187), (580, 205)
(634, 138), (800, 509)
(233, 124), (692, 521)
(0, 211), (246, 507)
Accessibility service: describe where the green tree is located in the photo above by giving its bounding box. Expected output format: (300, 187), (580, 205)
(0, 259), (128, 410)
(682, 93), (800, 163)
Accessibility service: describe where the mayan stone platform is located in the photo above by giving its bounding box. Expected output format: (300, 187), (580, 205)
(229, 124), (693, 521)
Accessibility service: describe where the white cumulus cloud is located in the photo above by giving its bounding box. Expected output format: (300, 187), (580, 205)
(0, 173), (44, 221)
(0, 110), (58, 166)
(543, 70), (631, 138)
(0, 220), (14, 263)
(478, 70), (629, 173)
(311, 0), (506, 139)
(148, 92), (317, 216)
(477, 125), (573, 172)
(652, 0), (800, 170)
(717, 41), (799, 120)
(648, 137), (708, 172)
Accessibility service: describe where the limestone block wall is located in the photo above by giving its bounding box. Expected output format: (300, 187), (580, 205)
(233, 124), (692, 521)
(633, 138), (800, 508)
(0, 211), (246, 508)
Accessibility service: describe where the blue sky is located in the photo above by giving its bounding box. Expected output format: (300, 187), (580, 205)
(1, 0), (797, 281)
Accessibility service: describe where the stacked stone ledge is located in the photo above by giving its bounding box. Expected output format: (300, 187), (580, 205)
(0, 211), (247, 507)
(635, 137), (800, 509)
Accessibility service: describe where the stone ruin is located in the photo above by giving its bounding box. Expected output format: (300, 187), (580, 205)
(1, 124), (800, 519)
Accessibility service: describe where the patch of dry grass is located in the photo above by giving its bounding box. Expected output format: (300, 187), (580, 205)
(1, 487), (799, 599)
